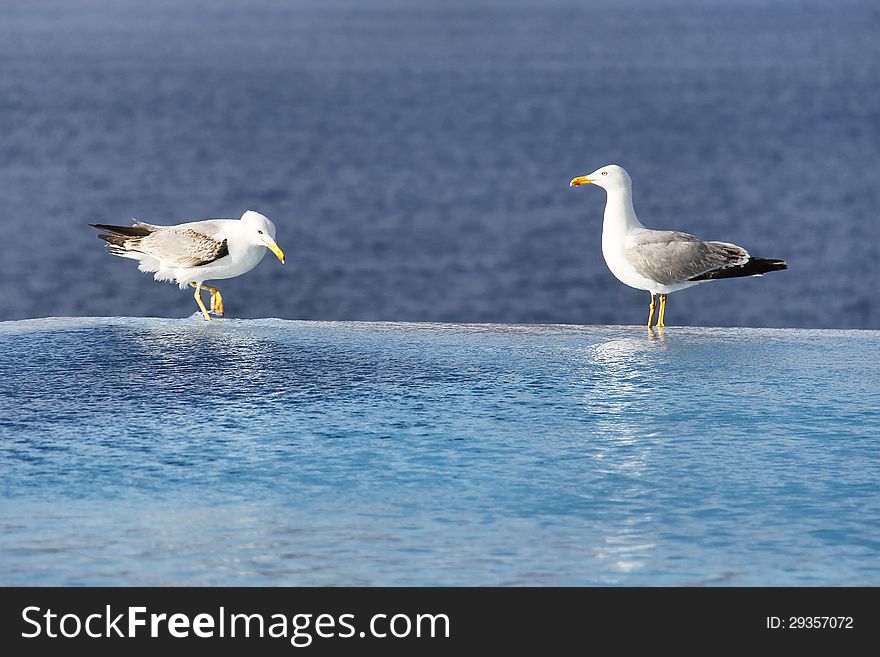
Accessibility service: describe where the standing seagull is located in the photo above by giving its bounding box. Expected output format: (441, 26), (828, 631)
(91, 210), (286, 320)
(570, 165), (786, 328)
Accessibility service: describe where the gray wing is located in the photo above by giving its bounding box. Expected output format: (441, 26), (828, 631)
(624, 230), (749, 285)
(138, 228), (229, 267)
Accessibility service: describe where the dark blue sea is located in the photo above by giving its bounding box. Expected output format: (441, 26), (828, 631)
(1, 0), (878, 328)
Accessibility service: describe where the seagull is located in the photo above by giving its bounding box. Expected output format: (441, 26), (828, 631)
(91, 210), (285, 321)
(570, 165), (786, 328)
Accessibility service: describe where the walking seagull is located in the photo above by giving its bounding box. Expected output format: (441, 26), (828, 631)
(91, 210), (285, 320)
(570, 165), (787, 328)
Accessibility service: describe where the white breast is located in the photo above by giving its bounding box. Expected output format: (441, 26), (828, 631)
(601, 229), (656, 292)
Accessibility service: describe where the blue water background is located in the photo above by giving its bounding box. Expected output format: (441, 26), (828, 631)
(1, 0), (878, 328)
(1, 318), (878, 585)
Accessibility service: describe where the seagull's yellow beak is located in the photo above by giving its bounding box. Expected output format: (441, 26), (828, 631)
(262, 237), (286, 264)
(569, 176), (593, 187)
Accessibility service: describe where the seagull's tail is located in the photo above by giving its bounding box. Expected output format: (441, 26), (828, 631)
(690, 257), (788, 281)
(90, 223), (153, 258)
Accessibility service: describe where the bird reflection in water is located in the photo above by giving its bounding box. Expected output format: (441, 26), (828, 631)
(111, 323), (280, 400)
(648, 326), (668, 342)
(572, 333), (672, 575)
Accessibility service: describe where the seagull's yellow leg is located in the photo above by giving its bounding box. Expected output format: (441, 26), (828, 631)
(647, 293), (656, 328)
(193, 282), (212, 321)
(209, 288), (224, 315)
(202, 285), (224, 315)
(190, 283), (224, 316)
(657, 294), (668, 328)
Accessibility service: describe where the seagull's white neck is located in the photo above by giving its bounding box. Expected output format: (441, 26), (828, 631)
(602, 183), (644, 234)
(596, 179), (655, 293)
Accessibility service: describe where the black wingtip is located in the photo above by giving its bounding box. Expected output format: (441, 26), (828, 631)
(95, 233), (127, 247)
(90, 223), (153, 237)
(690, 257), (788, 281)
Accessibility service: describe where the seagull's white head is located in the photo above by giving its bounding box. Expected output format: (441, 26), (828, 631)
(570, 164), (632, 192)
(241, 210), (285, 264)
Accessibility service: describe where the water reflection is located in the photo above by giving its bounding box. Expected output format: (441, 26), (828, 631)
(568, 334), (671, 576)
(102, 323), (283, 413)
(106, 319), (473, 410)
(587, 335), (663, 434)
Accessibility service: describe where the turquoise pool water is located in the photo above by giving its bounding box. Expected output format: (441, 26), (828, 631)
(1, 318), (878, 585)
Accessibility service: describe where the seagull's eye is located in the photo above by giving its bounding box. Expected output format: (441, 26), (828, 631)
(257, 230), (264, 235)
(601, 171), (608, 176)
